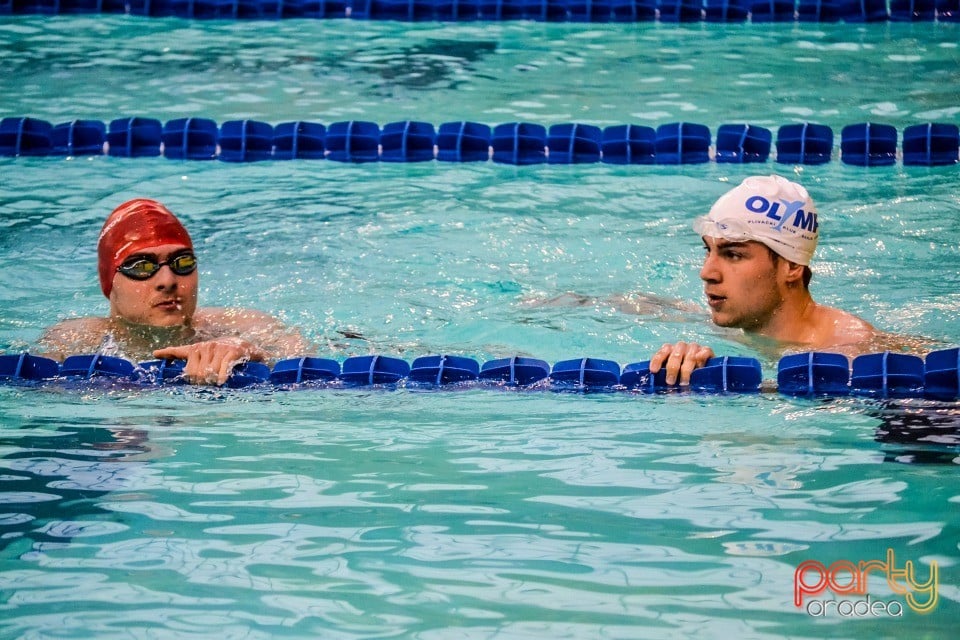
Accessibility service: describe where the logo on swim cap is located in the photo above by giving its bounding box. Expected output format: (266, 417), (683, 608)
(693, 175), (819, 266)
(743, 195), (819, 234)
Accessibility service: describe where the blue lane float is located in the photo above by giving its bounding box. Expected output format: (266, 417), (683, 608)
(750, 0), (798, 21)
(924, 347), (960, 401)
(778, 351), (851, 396)
(161, 117), (219, 161)
(2, 349), (959, 399)
(850, 352), (925, 398)
(2, 117), (959, 167)
(107, 117), (163, 157)
(775, 122), (834, 165)
(902, 123), (960, 166)
(340, 354), (410, 385)
(600, 124), (656, 165)
(59, 354), (136, 379)
(660, 0), (709, 21)
(715, 123), (772, 164)
(2, 0), (958, 21)
(138, 357), (189, 383)
(381, 121), (437, 163)
(409, 354), (480, 385)
(655, 122), (711, 165)
(492, 122), (547, 165)
(547, 124), (603, 164)
(50, 120), (106, 156)
(0, 117), (53, 156)
(840, 122), (898, 167)
(219, 119), (275, 163)
(224, 362), (273, 387)
(549, 357), (621, 388)
(268, 356), (341, 384)
(272, 121), (327, 160)
(325, 120), (381, 163)
(478, 356), (550, 386)
(704, 0), (747, 20)
(436, 121), (492, 162)
(0, 352), (59, 381)
(690, 356), (763, 392)
(618, 361), (667, 391)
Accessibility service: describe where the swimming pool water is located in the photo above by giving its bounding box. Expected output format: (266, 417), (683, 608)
(1, 15), (959, 640)
(3, 17), (959, 127)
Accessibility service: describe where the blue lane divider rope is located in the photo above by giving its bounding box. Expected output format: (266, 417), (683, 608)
(3, 349), (959, 399)
(2, 117), (958, 166)
(2, 0), (958, 21)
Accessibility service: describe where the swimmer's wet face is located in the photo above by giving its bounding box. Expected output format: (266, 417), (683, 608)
(97, 198), (198, 328)
(700, 236), (793, 330)
(109, 243), (199, 327)
(694, 175), (818, 332)
(98, 198), (194, 298)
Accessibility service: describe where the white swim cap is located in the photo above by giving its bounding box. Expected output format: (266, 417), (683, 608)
(692, 175), (819, 265)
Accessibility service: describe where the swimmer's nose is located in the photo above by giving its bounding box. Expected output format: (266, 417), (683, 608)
(700, 252), (721, 283)
(153, 264), (178, 289)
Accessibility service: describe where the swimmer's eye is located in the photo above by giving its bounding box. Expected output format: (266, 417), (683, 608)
(117, 253), (198, 280)
(167, 253), (198, 275)
(117, 258), (159, 279)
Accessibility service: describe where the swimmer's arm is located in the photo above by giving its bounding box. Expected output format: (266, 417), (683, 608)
(521, 291), (701, 317)
(648, 341), (716, 386)
(606, 293), (703, 316)
(194, 307), (314, 361)
(152, 309), (313, 386)
(831, 329), (945, 359)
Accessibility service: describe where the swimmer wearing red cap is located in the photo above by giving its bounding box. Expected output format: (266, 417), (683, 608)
(39, 199), (312, 385)
(650, 175), (896, 386)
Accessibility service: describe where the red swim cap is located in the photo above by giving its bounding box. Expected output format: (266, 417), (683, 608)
(97, 198), (193, 298)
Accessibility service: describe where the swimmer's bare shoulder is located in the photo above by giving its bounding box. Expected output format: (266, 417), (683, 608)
(36, 317), (111, 360)
(812, 305), (936, 356)
(815, 305), (877, 346)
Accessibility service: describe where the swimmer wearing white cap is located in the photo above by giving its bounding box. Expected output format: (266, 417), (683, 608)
(650, 175), (882, 386)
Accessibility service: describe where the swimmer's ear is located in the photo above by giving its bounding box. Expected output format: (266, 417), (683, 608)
(781, 259), (806, 286)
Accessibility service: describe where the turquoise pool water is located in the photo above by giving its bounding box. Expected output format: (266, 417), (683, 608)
(1, 15), (959, 639)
